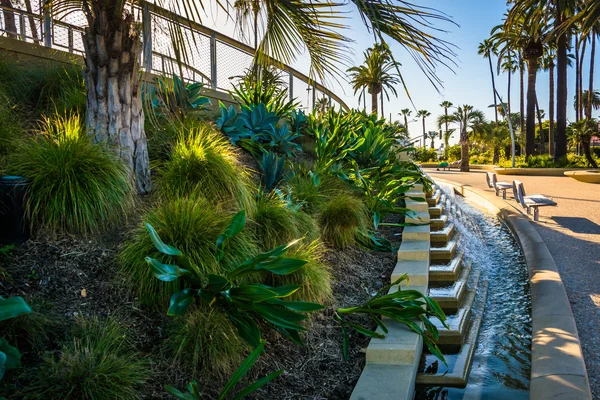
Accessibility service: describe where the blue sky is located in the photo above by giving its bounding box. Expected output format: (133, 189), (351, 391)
(203, 0), (600, 146)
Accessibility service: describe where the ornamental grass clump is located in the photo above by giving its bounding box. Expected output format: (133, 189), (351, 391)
(24, 317), (149, 400)
(6, 114), (133, 234)
(120, 195), (258, 307)
(159, 123), (255, 214)
(318, 194), (369, 249)
(164, 305), (246, 378)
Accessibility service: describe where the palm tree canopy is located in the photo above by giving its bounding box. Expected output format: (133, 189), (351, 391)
(348, 44), (401, 101)
(575, 90), (600, 112)
(477, 39), (496, 58)
(416, 110), (431, 118)
(440, 101), (453, 109)
(452, 104), (486, 132)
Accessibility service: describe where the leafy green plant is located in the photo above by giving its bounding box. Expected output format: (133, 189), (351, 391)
(0, 91), (23, 159)
(290, 109), (308, 134)
(120, 195), (258, 307)
(266, 124), (302, 157)
(148, 74), (211, 123)
(24, 317), (150, 400)
(159, 123), (255, 214)
(146, 210), (324, 348)
(336, 274), (447, 363)
(215, 102), (250, 144)
(318, 194), (369, 249)
(232, 80), (298, 119)
(238, 103), (279, 140)
(6, 113), (134, 234)
(257, 150), (288, 191)
(165, 340), (283, 400)
(0, 296), (31, 380)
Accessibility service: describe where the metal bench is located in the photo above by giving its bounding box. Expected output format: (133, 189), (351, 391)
(512, 180), (557, 221)
(486, 172), (512, 199)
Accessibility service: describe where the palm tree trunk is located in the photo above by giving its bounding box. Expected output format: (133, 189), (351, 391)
(488, 55), (498, 125)
(421, 117), (426, 148)
(525, 56), (538, 157)
(549, 62), (555, 156)
(555, 7), (568, 161)
(507, 69), (512, 116)
(82, 10), (151, 194)
(536, 96), (545, 154)
(253, 9), (258, 49)
(380, 91), (384, 118)
(0, 0), (17, 38)
(582, 136), (598, 168)
(575, 35), (580, 122)
(403, 115), (409, 137)
(587, 34), (596, 120)
(460, 128), (470, 172)
(579, 38), (587, 119)
(519, 55), (525, 156)
(371, 90), (378, 116)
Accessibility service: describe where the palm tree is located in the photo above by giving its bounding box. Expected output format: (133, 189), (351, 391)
(234, 0), (261, 49)
(428, 131), (437, 149)
(416, 110), (431, 148)
(478, 39), (499, 125)
(570, 120), (599, 168)
(452, 104), (485, 172)
(348, 43), (400, 116)
(576, 90), (600, 115)
(437, 114), (454, 158)
(50, 0), (457, 193)
(439, 101), (453, 140)
(540, 50), (556, 156)
(399, 108), (412, 137)
(500, 52), (517, 117)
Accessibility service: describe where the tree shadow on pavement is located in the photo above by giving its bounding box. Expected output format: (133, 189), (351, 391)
(551, 217), (600, 235)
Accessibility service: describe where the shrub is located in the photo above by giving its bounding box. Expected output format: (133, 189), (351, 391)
(159, 123), (255, 214)
(24, 317), (149, 400)
(273, 240), (332, 304)
(6, 114), (133, 234)
(164, 305), (246, 378)
(120, 195), (258, 307)
(287, 171), (355, 214)
(252, 194), (318, 250)
(318, 194), (368, 249)
(0, 90), (22, 161)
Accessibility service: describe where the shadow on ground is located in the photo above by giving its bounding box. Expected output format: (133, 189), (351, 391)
(551, 217), (600, 235)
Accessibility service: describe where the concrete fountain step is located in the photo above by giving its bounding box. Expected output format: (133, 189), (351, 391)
(430, 222), (455, 245)
(429, 204), (444, 218)
(430, 253), (464, 284)
(426, 189), (441, 207)
(430, 215), (448, 231)
(430, 240), (458, 263)
(429, 265), (470, 313)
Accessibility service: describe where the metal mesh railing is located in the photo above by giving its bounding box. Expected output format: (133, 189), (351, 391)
(0, 1), (348, 110)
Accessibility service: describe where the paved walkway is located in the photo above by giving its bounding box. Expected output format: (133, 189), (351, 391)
(423, 168), (600, 398)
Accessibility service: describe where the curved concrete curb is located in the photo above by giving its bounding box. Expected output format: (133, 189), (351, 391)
(564, 170), (600, 184)
(418, 163), (496, 171)
(494, 167), (600, 176)
(433, 176), (592, 400)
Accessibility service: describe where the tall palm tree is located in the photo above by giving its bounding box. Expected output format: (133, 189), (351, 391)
(439, 101), (453, 140)
(234, 0), (261, 49)
(478, 39), (499, 125)
(452, 104), (485, 172)
(500, 52), (517, 117)
(576, 90), (600, 114)
(50, 0), (457, 193)
(348, 44), (400, 116)
(416, 110), (431, 148)
(399, 108), (412, 137)
(437, 114), (454, 158)
(570, 120), (599, 168)
(540, 50), (556, 156)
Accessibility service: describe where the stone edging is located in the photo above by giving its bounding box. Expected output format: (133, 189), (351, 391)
(433, 176), (592, 400)
(494, 167), (600, 176)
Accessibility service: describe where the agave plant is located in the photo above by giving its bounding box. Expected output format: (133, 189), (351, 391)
(165, 340), (283, 400)
(0, 296), (32, 380)
(266, 124), (302, 157)
(149, 74), (211, 123)
(290, 109), (308, 134)
(257, 150), (288, 191)
(146, 211), (323, 348)
(238, 103), (280, 140)
(216, 102), (251, 144)
(233, 80), (299, 119)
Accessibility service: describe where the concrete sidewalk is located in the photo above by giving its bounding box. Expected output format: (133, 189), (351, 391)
(424, 168), (600, 398)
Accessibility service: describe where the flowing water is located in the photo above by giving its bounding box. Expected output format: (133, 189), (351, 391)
(415, 184), (532, 400)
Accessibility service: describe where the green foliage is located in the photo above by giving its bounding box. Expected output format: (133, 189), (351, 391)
(0, 296), (32, 380)
(352, 121), (395, 168)
(0, 299), (56, 351)
(159, 123), (255, 214)
(146, 211), (324, 348)
(238, 103), (280, 139)
(318, 194), (368, 249)
(6, 114), (133, 234)
(412, 147), (438, 162)
(0, 91), (23, 162)
(266, 124), (302, 157)
(253, 193), (319, 251)
(257, 150), (288, 191)
(147, 74), (211, 123)
(25, 317), (150, 400)
(165, 305), (246, 378)
(274, 240), (332, 304)
(233, 80), (298, 119)
(165, 340), (283, 400)
(120, 195), (258, 307)
(290, 109), (308, 134)
(336, 274), (447, 363)
(446, 144), (462, 161)
(216, 103), (250, 144)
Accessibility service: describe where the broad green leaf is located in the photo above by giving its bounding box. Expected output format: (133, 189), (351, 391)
(206, 274), (230, 293)
(146, 223), (182, 256)
(252, 304), (306, 331)
(229, 313), (262, 348)
(216, 211), (246, 259)
(167, 289), (195, 316)
(268, 299), (325, 312)
(0, 338), (21, 369)
(346, 321), (385, 338)
(0, 297), (32, 322)
(230, 285), (279, 302)
(146, 257), (190, 282)
(164, 385), (196, 400)
(265, 284), (301, 298)
(256, 257), (308, 275)
(231, 369), (284, 400)
(341, 325), (349, 360)
(218, 340), (266, 399)
(0, 350), (5, 381)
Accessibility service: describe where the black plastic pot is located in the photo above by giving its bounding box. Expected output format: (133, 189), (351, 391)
(0, 176), (30, 244)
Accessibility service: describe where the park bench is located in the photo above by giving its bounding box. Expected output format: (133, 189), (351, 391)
(486, 172), (512, 199)
(448, 160), (461, 170)
(512, 180), (557, 221)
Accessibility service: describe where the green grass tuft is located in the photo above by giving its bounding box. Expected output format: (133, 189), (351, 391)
(120, 194), (259, 307)
(24, 317), (150, 400)
(0, 90), (23, 163)
(6, 114), (134, 234)
(252, 193), (319, 251)
(318, 194), (369, 249)
(271, 240), (332, 304)
(159, 123), (255, 215)
(164, 305), (246, 379)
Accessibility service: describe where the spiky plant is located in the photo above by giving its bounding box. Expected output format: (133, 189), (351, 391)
(318, 194), (369, 249)
(120, 195), (258, 307)
(159, 123), (255, 215)
(6, 114), (134, 234)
